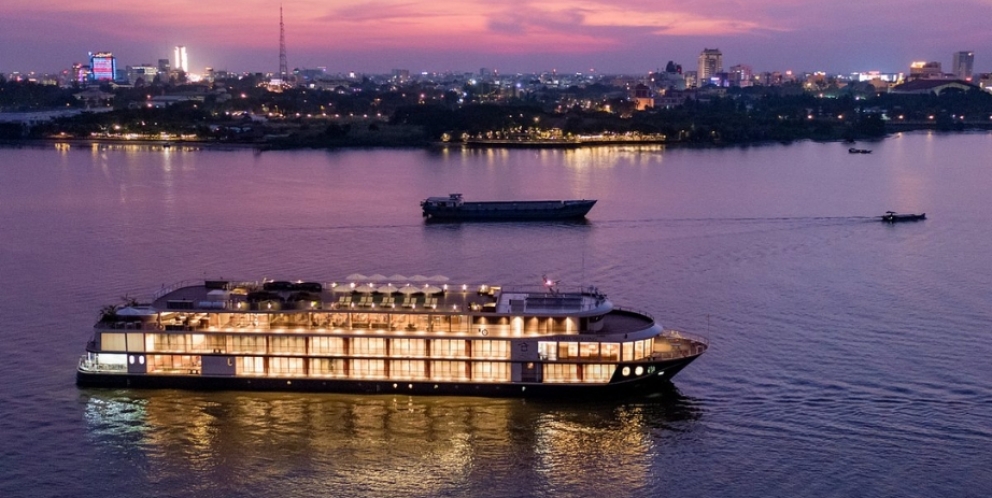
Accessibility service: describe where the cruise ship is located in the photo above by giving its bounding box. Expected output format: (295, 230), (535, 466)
(76, 276), (708, 397)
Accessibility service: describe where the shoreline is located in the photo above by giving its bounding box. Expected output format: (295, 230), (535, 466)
(2, 125), (991, 152)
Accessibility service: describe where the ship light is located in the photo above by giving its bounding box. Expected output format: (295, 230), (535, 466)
(462, 284), (467, 291)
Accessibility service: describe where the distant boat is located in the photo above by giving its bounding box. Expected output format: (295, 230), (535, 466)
(881, 211), (926, 222)
(421, 193), (596, 221)
(849, 148), (872, 154)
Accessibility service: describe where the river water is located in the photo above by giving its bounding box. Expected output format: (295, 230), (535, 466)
(1, 133), (990, 497)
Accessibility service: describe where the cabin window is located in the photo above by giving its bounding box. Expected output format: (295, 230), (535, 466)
(146, 354), (201, 374)
(391, 338), (426, 357)
(557, 342), (579, 360)
(601, 343), (620, 361)
(431, 339), (467, 358)
(269, 357), (305, 375)
(538, 341), (557, 361)
(472, 340), (510, 359)
(390, 360), (426, 380)
(230, 335), (266, 354)
(311, 358), (346, 377)
(311, 337), (345, 355)
(543, 364), (580, 383)
(431, 361), (469, 381)
(237, 356), (264, 375)
(471, 361), (510, 382)
(582, 364), (615, 383)
(351, 359), (386, 378)
(271, 336), (306, 355)
(101, 333), (126, 352)
(351, 337), (387, 356)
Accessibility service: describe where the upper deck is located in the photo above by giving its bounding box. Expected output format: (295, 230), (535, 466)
(150, 279), (612, 318)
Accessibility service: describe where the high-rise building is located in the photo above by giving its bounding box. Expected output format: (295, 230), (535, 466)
(697, 48), (723, 87)
(157, 59), (171, 73)
(88, 52), (116, 82)
(174, 46), (188, 73)
(953, 51), (974, 81)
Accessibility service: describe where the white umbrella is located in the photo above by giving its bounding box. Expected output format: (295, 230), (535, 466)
(388, 274), (407, 282)
(410, 275), (429, 283)
(368, 273), (388, 282)
(346, 273), (367, 282)
(398, 285), (420, 295)
(377, 284), (399, 294)
(428, 275), (450, 282)
(422, 285), (443, 295)
(355, 284), (375, 294)
(331, 283), (352, 293)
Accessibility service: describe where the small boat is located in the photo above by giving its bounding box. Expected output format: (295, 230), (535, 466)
(881, 211), (926, 222)
(421, 193), (596, 221)
(849, 148), (872, 154)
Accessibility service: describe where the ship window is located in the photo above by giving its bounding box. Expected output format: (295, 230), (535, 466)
(230, 335), (266, 354)
(538, 341), (557, 361)
(269, 357), (305, 376)
(147, 354), (201, 374)
(311, 337), (345, 355)
(471, 361), (510, 382)
(601, 343), (620, 361)
(351, 337), (387, 356)
(237, 356), (264, 375)
(557, 342), (579, 360)
(583, 364), (614, 383)
(622, 342), (634, 362)
(431, 339), (468, 358)
(390, 360), (426, 380)
(391, 338), (426, 358)
(472, 340), (509, 359)
(101, 333), (126, 352)
(271, 336), (306, 355)
(311, 358), (346, 377)
(351, 359), (386, 378)
(579, 342), (600, 359)
(544, 364), (580, 383)
(431, 361), (469, 381)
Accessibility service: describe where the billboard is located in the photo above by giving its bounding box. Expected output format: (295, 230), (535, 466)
(89, 52), (115, 81)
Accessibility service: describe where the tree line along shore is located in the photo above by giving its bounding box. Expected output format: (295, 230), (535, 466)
(2, 76), (992, 149)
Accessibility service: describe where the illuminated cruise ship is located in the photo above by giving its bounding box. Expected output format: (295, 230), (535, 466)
(76, 276), (708, 397)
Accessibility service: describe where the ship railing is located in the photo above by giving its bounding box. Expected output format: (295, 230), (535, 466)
(610, 306), (654, 320)
(662, 329), (710, 345)
(78, 356), (126, 373)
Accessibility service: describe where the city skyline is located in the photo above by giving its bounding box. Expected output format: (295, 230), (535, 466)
(1, 0), (990, 75)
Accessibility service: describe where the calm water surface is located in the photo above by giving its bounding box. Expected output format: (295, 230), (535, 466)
(1, 133), (991, 497)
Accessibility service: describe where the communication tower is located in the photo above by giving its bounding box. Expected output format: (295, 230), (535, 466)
(279, 5), (289, 83)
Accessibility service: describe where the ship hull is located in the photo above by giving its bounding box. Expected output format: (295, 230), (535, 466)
(77, 354), (700, 399)
(423, 200), (596, 221)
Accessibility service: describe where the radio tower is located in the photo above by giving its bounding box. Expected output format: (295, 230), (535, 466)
(278, 4), (289, 83)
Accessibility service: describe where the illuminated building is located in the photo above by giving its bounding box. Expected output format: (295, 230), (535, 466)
(126, 65), (159, 86)
(697, 48), (723, 87)
(174, 46), (188, 73)
(909, 61), (946, 80)
(953, 51), (974, 81)
(88, 52), (116, 82)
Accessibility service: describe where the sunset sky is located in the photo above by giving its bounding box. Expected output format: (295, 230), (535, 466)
(1, 0), (990, 75)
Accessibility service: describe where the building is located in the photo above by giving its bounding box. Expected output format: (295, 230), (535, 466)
(174, 46), (188, 73)
(89, 52), (116, 82)
(952, 51), (975, 81)
(697, 48), (723, 87)
(909, 61), (947, 80)
(729, 64), (753, 87)
(127, 64), (158, 85)
(157, 59), (171, 73)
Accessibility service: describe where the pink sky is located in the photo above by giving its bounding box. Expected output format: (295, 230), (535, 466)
(1, 0), (990, 75)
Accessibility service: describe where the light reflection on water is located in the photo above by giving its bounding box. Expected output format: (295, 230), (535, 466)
(80, 389), (701, 497)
